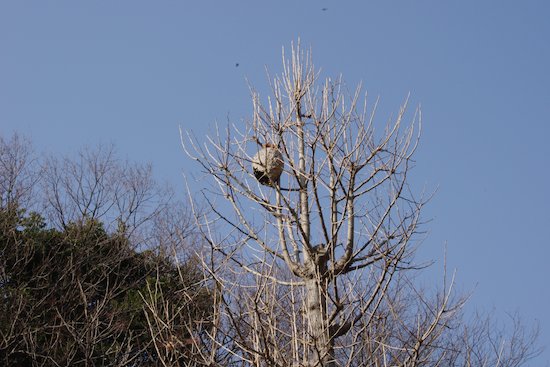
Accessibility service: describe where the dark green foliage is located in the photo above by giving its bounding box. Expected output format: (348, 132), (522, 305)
(0, 206), (212, 366)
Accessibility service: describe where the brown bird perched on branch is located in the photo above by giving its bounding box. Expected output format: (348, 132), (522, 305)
(252, 143), (283, 186)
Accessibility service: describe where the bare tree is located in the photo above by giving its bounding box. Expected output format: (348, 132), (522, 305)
(183, 42), (540, 366)
(40, 144), (173, 249)
(0, 133), (40, 211)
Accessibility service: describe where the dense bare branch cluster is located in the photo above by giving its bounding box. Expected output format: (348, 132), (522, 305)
(183, 42), (541, 366)
(0, 134), (40, 211)
(38, 144), (175, 250)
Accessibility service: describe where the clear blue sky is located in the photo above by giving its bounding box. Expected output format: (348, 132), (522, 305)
(1, 2), (549, 364)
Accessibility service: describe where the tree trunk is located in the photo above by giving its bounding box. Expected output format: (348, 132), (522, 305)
(305, 274), (333, 367)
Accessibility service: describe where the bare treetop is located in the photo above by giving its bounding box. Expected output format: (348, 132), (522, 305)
(182, 42), (540, 367)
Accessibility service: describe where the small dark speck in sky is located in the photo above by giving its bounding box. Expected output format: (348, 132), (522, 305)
(322, 7), (328, 11)
(235, 63), (240, 67)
